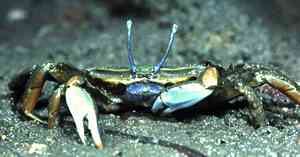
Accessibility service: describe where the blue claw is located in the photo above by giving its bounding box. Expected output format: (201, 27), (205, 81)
(152, 83), (214, 114)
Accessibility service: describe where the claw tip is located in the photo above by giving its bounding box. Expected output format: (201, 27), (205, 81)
(95, 143), (104, 149)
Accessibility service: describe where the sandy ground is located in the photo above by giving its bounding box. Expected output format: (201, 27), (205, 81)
(1, 0), (300, 156)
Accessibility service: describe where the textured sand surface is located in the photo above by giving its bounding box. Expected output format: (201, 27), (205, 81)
(1, 0), (300, 156)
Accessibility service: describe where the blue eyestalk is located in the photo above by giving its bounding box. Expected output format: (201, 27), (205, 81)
(153, 24), (178, 74)
(127, 20), (137, 78)
(126, 20), (178, 76)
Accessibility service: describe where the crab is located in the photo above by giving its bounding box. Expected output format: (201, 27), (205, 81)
(8, 20), (300, 149)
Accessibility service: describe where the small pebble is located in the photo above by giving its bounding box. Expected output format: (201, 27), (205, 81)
(113, 150), (122, 156)
(1, 134), (7, 141)
(6, 8), (27, 22)
(297, 136), (300, 145)
(28, 143), (47, 155)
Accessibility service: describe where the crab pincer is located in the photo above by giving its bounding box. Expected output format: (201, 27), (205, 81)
(152, 67), (219, 114)
(65, 76), (103, 149)
(152, 83), (214, 114)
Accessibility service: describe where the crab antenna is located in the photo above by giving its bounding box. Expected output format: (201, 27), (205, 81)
(127, 20), (137, 77)
(153, 23), (178, 74)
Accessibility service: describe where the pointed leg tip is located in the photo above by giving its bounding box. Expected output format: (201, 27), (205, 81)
(48, 123), (53, 129)
(24, 111), (48, 125)
(48, 118), (57, 128)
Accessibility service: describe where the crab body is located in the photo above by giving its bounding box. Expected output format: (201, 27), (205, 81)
(8, 20), (300, 149)
(86, 64), (209, 107)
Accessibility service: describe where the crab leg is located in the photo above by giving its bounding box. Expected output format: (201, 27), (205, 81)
(65, 76), (103, 149)
(233, 79), (266, 127)
(262, 73), (300, 105)
(16, 63), (83, 124)
(237, 66), (300, 105)
(224, 65), (300, 127)
(48, 85), (65, 128)
(21, 66), (47, 124)
(253, 69), (300, 125)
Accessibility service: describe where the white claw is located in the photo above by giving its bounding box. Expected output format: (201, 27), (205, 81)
(65, 86), (103, 149)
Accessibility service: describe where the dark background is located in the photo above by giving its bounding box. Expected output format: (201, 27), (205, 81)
(0, 0), (300, 156)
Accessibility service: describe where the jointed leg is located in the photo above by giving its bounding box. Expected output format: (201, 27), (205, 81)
(248, 67), (300, 104)
(254, 68), (300, 105)
(20, 63), (83, 124)
(264, 104), (300, 119)
(225, 65), (300, 127)
(228, 64), (300, 105)
(48, 85), (66, 128)
(233, 79), (265, 127)
(22, 66), (47, 123)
